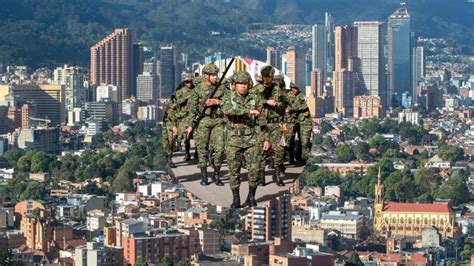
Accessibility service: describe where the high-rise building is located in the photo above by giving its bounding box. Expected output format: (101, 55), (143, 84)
(266, 47), (279, 68)
(353, 95), (382, 119)
(412, 46), (425, 104)
(96, 84), (119, 102)
(136, 73), (158, 101)
(90, 29), (133, 101)
(53, 65), (87, 121)
(132, 44), (144, 97)
(5, 84), (65, 125)
(21, 103), (36, 129)
(284, 47), (297, 86)
(333, 70), (354, 116)
(122, 233), (190, 265)
(160, 46), (176, 98)
(325, 12), (335, 74)
(312, 24), (327, 73)
(334, 26), (358, 72)
(282, 47), (304, 89)
(245, 194), (291, 242)
(143, 58), (158, 75)
(387, 5), (411, 107)
(354, 21), (386, 107)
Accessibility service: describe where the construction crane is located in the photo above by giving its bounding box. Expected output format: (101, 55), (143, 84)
(29, 117), (51, 129)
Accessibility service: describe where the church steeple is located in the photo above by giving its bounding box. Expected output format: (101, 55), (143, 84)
(375, 166), (384, 206)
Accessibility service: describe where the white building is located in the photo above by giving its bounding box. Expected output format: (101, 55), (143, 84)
(424, 155), (451, 169)
(137, 72), (159, 101)
(398, 109), (420, 125)
(87, 215), (106, 231)
(96, 84), (118, 102)
(320, 211), (364, 239)
(53, 65), (87, 120)
(137, 105), (158, 121)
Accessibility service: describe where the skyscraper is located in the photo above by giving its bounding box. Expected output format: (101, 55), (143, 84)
(132, 44), (144, 97)
(53, 65), (87, 124)
(285, 47), (297, 86)
(387, 5), (411, 107)
(412, 46), (425, 104)
(160, 46), (176, 98)
(90, 28), (133, 101)
(312, 24), (327, 73)
(354, 21), (386, 108)
(334, 25), (358, 116)
(266, 47), (279, 68)
(325, 12), (335, 74)
(136, 72), (159, 102)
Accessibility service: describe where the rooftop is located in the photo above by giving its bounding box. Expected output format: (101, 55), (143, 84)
(383, 202), (451, 213)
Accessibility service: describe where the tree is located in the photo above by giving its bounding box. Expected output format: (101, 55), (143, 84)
(0, 157), (9, 168)
(368, 134), (392, 155)
(438, 145), (464, 163)
(345, 252), (364, 266)
(30, 151), (54, 173)
(305, 168), (341, 188)
(335, 144), (355, 163)
(320, 121), (334, 134)
(322, 136), (335, 150)
(112, 170), (134, 192)
(177, 259), (192, 266)
(436, 176), (470, 205)
(2, 149), (24, 168)
(135, 259), (148, 266)
(359, 118), (381, 137)
(354, 142), (370, 161)
(313, 133), (323, 145)
(159, 257), (174, 266)
(16, 154), (32, 172)
(460, 244), (473, 261)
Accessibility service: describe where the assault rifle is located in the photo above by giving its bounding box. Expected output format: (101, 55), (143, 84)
(190, 57), (235, 130)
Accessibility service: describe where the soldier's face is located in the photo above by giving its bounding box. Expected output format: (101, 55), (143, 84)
(263, 76), (273, 86)
(206, 74), (218, 85)
(291, 88), (299, 94)
(185, 81), (193, 88)
(235, 83), (250, 95)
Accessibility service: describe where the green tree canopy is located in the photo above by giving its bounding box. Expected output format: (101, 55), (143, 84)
(305, 168), (341, 188)
(335, 144), (356, 163)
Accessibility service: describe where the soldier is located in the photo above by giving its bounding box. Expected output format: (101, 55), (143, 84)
(162, 95), (179, 168)
(221, 71), (270, 208)
(286, 83), (312, 165)
(252, 65), (287, 187)
(185, 64), (226, 186)
(175, 74), (195, 160)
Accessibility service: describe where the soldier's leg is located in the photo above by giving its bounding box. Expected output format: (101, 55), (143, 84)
(269, 124), (285, 186)
(209, 123), (225, 186)
(195, 124), (212, 185)
(244, 144), (262, 207)
(179, 123), (191, 160)
(162, 127), (175, 168)
(286, 123), (296, 164)
(227, 145), (243, 208)
(300, 123), (313, 162)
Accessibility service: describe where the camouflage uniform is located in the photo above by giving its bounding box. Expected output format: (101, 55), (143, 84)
(185, 64), (226, 186)
(252, 66), (287, 187)
(221, 71), (266, 208)
(175, 74), (194, 160)
(162, 97), (178, 168)
(285, 84), (312, 163)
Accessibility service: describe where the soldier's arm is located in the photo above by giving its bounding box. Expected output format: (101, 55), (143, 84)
(184, 89), (199, 128)
(175, 89), (188, 106)
(292, 95), (310, 113)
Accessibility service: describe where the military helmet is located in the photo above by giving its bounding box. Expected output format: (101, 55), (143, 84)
(273, 75), (283, 84)
(184, 74), (194, 82)
(233, 71), (252, 84)
(290, 82), (297, 88)
(193, 75), (205, 86)
(255, 75), (263, 83)
(260, 65), (275, 77)
(202, 64), (219, 75)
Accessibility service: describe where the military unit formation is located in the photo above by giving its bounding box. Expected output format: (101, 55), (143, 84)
(163, 60), (312, 209)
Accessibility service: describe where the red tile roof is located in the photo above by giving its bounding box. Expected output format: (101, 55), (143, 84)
(383, 202), (451, 213)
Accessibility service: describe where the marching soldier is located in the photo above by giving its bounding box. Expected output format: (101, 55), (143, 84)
(162, 95), (179, 168)
(252, 66), (287, 187)
(220, 71), (270, 208)
(185, 64), (226, 186)
(286, 82), (312, 165)
(175, 74), (195, 160)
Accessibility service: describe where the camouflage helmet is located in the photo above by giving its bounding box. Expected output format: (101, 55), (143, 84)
(201, 64), (219, 75)
(193, 75), (205, 86)
(260, 65), (275, 77)
(223, 76), (234, 85)
(233, 71), (252, 84)
(255, 75), (263, 84)
(290, 82), (297, 88)
(184, 74), (194, 82)
(273, 75), (283, 84)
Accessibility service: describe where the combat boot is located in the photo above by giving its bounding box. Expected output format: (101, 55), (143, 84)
(200, 167), (209, 186)
(185, 140), (191, 161)
(168, 155), (176, 168)
(230, 188), (241, 209)
(259, 170), (266, 186)
(213, 166), (224, 186)
(272, 167), (285, 187)
(244, 186), (257, 207)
